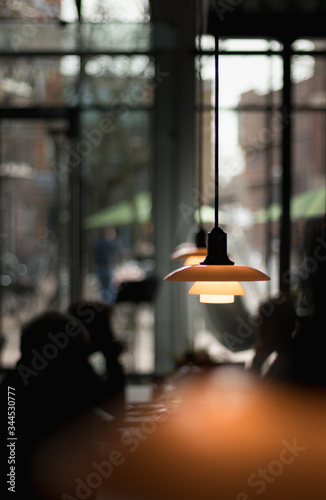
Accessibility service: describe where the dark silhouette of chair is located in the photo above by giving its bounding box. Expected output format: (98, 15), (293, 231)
(116, 274), (158, 304)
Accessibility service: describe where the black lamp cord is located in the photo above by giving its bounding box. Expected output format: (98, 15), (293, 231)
(197, 0), (204, 229)
(214, 33), (219, 229)
(200, 34), (234, 266)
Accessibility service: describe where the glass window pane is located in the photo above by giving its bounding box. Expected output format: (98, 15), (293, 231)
(197, 53), (283, 108)
(292, 54), (326, 107)
(0, 0), (150, 23)
(292, 39), (326, 51)
(196, 55), (214, 108)
(81, 23), (151, 51)
(0, 22), (151, 52)
(228, 109), (282, 296)
(193, 42), (286, 362)
(219, 54), (283, 108)
(0, 22), (78, 51)
(0, 2), (154, 375)
(81, 109), (154, 374)
(0, 1), (61, 19)
(219, 38), (283, 52)
(81, 0), (150, 23)
(197, 34), (215, 52)
(0, 57), (80, 107)
(0, 55), (154, 108)
(291, 111), (326, 312)
(0, 119), (70, 367)
(83, 55), (155, 107)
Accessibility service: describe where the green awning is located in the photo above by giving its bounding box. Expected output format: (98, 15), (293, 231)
(254, 203), (281, 223)
(254, 186), (326, 223)
(84, 191), (151, 229)
(83, 186), (325, 229)
(292, 185), (326, 218)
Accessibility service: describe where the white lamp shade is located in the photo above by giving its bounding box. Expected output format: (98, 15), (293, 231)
(200, 295), (234, 304)
(189, 281), (245, 295)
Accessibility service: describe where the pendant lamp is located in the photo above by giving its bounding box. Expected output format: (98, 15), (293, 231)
(164, 28), (270, 303)
(171, 228), (207, 266)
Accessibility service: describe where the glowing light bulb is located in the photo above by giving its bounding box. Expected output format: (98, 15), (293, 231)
(200, 294), (234, 304)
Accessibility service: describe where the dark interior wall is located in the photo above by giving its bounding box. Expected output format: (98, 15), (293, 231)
(207, 0), (326, 39)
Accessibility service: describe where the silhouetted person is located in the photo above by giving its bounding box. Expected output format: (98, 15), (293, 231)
(67, 299), (126, 415)
(291, 220), (326, 387)
(93, 227), (121, 303)
(0, 309), (108, 499)
(249, 294), (297, 384)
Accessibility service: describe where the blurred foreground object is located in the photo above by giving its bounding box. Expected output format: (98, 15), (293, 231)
(33, 367), (326, 500)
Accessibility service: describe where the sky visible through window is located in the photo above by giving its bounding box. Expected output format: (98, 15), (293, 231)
(200, 37), (316, 184)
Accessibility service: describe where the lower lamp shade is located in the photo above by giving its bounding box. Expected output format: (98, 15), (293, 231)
(188, 281), (245, 295)
(189, 281), (245, 305)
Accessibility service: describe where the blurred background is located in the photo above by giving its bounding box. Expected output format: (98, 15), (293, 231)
(0, 0), (325, 384)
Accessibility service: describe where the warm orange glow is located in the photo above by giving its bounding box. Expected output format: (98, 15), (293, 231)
(189, 281), (245, 304)
(189, 281), (245, 295)
(200, 294), (234, 304)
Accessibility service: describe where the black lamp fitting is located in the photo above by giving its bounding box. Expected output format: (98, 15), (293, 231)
(200, 227), (234, 265)
(195, 227), (207, 248)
